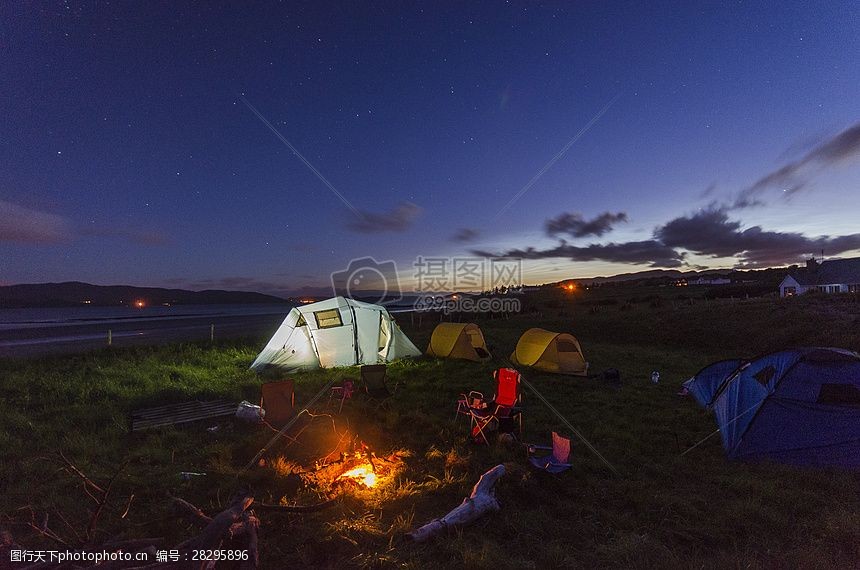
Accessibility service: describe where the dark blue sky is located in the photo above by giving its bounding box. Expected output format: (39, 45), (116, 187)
(2, 2), (859, 296)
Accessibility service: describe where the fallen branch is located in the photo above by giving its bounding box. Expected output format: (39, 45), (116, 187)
(59, 451), (105, 495)
(238, 511), (259, 569)
(407, 464), (505, 542)
(170, 495), (213, 525)
(87, 462), (126, 541)
(176, 494), (254, 552)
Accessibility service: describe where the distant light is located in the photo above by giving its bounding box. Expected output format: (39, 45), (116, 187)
(134, 300), (145, 308)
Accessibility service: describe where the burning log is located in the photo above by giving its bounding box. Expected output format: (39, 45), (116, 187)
(407, 464), (505, 543)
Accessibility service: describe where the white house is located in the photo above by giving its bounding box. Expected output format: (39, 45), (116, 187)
(779, 257), (860, 297)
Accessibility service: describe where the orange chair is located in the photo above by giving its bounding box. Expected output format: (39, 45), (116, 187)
(260, 380), (296, 428)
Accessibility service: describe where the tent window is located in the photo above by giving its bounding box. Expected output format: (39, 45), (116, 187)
(817, 383), (860, 406)
(753, 365), (776, 386)
(314, 309), (343, 329)
(296, 314), (307, 327)
(556, 340), (578, 353)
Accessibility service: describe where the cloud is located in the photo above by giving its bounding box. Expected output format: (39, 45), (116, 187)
(545, 211), (628, 238)
(451, 228), (480, 243)
(734, 122), (860, 208)
(0, 200), (74, 244)
(0, 200), (170, 247)
(346, 202), (422, 234)
(475, 207), (860, 269)
(655, 207), (860, 267)
(472, 239), (685, 268)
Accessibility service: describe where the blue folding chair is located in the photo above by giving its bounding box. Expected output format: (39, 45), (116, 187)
(527, 432), (572, 474)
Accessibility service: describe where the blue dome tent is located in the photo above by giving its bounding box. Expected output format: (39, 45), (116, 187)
(684, 348), (860, 468)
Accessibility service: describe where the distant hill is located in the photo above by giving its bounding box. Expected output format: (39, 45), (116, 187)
(550, 265), (794, 287)
(0, 281), (288, 308)
(569, 268), (725, 284)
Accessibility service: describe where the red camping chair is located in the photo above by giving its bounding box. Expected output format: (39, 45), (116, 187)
(467, 368), (523, 444)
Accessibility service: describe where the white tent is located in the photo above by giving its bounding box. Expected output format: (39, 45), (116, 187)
(250, 296), (421, 372)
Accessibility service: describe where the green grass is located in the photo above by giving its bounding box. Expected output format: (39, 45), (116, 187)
(2, 295), (860, 568)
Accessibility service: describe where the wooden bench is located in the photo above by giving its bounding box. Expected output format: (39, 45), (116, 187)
(130, 399), (236, 432)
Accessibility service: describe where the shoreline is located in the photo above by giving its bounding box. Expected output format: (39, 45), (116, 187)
(0, 312), (284, 358)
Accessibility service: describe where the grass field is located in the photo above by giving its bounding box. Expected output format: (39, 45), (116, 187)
(2, 293), (859, 568)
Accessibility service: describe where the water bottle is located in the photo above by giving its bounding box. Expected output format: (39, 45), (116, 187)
(651, 371), (660, 384)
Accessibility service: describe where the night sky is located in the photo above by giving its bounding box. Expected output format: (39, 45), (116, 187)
(2, 2), (859, 296)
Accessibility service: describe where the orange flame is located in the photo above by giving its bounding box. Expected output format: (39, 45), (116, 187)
(338, 464), (377, 487)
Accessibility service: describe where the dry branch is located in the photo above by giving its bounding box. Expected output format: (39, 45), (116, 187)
(407, 464), (505, 542)
(238, 511), (259, 569)
(87, 462), (126, 541)
(170, 495), (213, 525)
(59, 451), (106, 495)
(176, 494), (254, 552)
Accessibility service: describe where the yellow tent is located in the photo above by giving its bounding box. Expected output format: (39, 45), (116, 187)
(426, 322), (491, 361)
(510, 328), (588, 375)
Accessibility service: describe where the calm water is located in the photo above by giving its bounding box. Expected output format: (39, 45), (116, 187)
(0, 303), (293, 330)
(0, 304), (294, 357)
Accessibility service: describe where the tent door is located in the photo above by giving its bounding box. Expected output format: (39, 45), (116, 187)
(311, 307), (356, 368)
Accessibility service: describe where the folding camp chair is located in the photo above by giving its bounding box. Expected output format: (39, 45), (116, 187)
(260, 380), (296, 428)
(455, 391), (484, 422)
(328, 379), (355, 413)
(467, 368), (523, 444)
(527, 431), (572, 474)
(359, 364), (395, 407)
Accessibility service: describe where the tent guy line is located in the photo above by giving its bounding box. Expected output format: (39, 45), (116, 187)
(240, 377), (339, 474)
(518, 372), (620, 476)
(679, 402), (760, 457)
(493, 92), (622, 220)
(239, 95), (366, 220)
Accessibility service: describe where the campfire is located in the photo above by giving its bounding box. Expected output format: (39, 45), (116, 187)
(338, 464), (378, 488)
(270, 439), (405, 502)
(330, 449), (394, 491)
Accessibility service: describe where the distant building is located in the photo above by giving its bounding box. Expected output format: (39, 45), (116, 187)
(779, 257), (860, 297)
(690, 277), (731, 286)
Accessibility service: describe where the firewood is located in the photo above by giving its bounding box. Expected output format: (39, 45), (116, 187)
(407, 464), (505, 542)
(170, 496), (213, 525)
(237, 511), (259, 569)
(176, 494), (253, 552)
